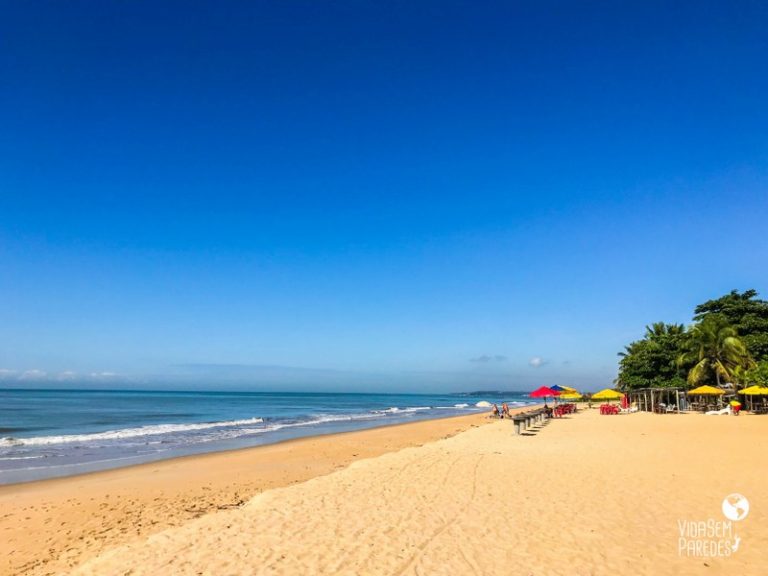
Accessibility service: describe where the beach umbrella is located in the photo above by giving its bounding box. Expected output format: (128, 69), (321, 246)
(739, 385), (768, 395)
(549, 385), (574, 405)
(739, 386), (768, 411)
(529, 386), (560, 406)
(529, 386), (560, 398)
(551, 385), (577, 393)
(559, 392), (582, 400)
(687, 385), (725, 412)
(686, 385), (724, 395)
(549, 385), (568, 404)
(591, 388), (623, 401)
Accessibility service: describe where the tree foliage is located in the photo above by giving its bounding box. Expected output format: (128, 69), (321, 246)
(740, 360), (768, 386)
(617, 289), (766, 389)
(676, 314), (754, 386)
(694, 289), (768, 361)
(616, 323), (688, 390)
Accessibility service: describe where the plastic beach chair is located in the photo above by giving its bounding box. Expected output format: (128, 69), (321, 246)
(705, 406), (731, 416)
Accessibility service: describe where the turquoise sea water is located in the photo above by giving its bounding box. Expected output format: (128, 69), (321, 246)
(0, 388), (534, 484)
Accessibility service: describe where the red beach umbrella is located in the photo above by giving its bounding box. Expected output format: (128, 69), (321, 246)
(529, 386), (561, 399)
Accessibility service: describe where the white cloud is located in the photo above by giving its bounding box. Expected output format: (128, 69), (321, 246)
(470, 354), (507, 363)
(529, 357), (546, 368)
(89, 371), (119, 379)
(20, 369), (47, 380)
(0, 369), (123, 383)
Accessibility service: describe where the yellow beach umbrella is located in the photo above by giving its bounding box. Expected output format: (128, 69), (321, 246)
(687, 385), (724, 395)
(740, 385), (768, 395)
(559, 391), (582, 400)
(591, 388), (623, 400)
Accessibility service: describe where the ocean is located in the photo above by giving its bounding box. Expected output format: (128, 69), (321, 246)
(0, 388), (534, 484)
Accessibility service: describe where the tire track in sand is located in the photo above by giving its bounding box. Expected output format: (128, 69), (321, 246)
(392, 454), (484, 576)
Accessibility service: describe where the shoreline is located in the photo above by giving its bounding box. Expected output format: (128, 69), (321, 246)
(0, 404), (510, 488)
(0, 407), (501, 487)
(1, 409), (506, 575)
(0, 388), (529, 486)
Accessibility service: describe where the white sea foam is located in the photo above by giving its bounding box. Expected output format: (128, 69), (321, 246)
(0, 455), (45, 461)
(262, 408), (425, 431)
(0, 417), (265, 447)
(257, 414), (375, 434)
(371, 406), (431, 415)
(475, 401), (492, 408)
(188, 409), (434, 441)
(0, 403), (478, 452)
(0, 407), (444, 450)
(241, 407), (436, 437)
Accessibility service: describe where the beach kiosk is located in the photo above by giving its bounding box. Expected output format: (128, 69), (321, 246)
(687, 385), (725, 412)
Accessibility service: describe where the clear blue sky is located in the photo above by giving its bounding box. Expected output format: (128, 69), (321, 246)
(1, 1), (767, 392)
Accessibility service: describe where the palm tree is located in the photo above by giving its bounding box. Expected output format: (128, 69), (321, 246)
(678, 315), (754, 387)
(645, 322), (685, 340)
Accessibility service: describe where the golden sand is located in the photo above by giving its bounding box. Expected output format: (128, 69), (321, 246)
(0, 413), (487, 575)
(3, 408), (766, 575)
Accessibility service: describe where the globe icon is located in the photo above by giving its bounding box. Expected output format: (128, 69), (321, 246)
(722, 493), (749, 521)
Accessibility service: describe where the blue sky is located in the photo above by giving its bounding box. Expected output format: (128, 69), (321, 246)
(1, 1), (767, 392)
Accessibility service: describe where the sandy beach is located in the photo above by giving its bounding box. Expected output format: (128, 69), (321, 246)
(0, 412), (490, 576)
(3, 407), (766, 575)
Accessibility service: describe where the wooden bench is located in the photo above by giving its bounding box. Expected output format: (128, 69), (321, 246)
(512, 409), (547, 434)
(512, 414), (528, 434)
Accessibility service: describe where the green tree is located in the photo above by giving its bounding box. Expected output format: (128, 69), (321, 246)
(616, 323), (688, 390)
(678, 315), (754, 386)
(694, 289), (768, 361)
(645, 322), (686, 339)
(740, 360), (768, 387)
